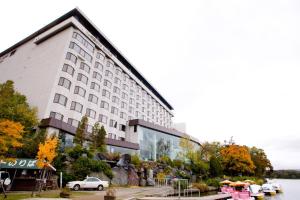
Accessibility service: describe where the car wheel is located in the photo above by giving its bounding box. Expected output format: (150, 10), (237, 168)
(73, 184), (80, 191)
(97, 185), (104, 191)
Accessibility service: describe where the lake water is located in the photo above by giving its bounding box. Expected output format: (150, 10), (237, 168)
(264, 179), (300, 200)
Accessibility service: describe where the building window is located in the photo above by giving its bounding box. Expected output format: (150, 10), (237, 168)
(136, 102), (140, 109)
(73, 32), (95, 53)
(93, 71), (102, 82)
(53, 93), (67, 106)
(142, 107), (145, 112)
(96, 51), (105, 60)
(70, 101), (83, 113)
(115, 68), (122, 75)
(112, 96), (120, 104)
(111, 106), (119, 115)
(123, 74), (129, 82)
(66, 52), (77, 64)
(88, 94), (98, 104)
(90, 82), (100, 92)
(113, 86), (120, 95)
(109, 119), (117, 128)
(95, 62), (103, 71)
(98, 114), (108, 124)
(80, 62), (90, 74)
(129, 98), (134, 104)
(74, 86), (86, 97)
(119, 124), (126, 132)
(77, 73), (88, 85)
(122, 84), (129, 91)
(120, 112), (127, 119)
(130, 89), (134, 96)
(105, 70), (113, 79)
(129, 106), (134, 114)
(50, 111), (63, 120)
(103, 79), (112, 89)
(67, 118), (80, 127)
(114, 77), (121, 86)
(106, 60), (114, 68)
(121, 92), (128, 100)
(102, 89), (111, 99)
(86, 108), (96, 119)
(69, 42), (92, 63)
(62, 64), (74, 76)
(135, 111), (139, 118)
(136, 95), (140, 100)
(121, 102), (127, 109)
(100, 101), (109, 110)
(58, 77), (71, 90)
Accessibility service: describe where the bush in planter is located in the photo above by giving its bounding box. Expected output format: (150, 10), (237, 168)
(192, 182), (209, 192)
(60, 187), (71, 198)
(104, 188), (116, 200)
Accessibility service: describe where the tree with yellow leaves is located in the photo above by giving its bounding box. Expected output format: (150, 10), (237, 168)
(0, 119), (24, 158)
(36, 136), (58, 168)
(220, 144), (255, 176)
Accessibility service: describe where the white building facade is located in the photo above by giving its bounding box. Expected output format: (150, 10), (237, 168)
(0, 8), (199, 160)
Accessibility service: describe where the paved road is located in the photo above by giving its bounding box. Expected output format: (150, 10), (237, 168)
(73, 186), (173, 200)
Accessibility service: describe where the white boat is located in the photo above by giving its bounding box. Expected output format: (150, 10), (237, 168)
(267, 180), (283, 193)
(262, 183), (276, 195)
(248, 184), (265, 199)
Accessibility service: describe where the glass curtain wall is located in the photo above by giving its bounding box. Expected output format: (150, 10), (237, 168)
(138, 126), (181, 161)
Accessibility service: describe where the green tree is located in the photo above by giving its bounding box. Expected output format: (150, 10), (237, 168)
(209, 155), (223, 177)
(250, 146), (273, 177)
(0, 80), (38, 130)
(178, 135), (196, 161)
(73, 116), (88, 146)
(199, 141), (222, 161)
(91, 123), (107, 152)
(16, 129), (46, 158)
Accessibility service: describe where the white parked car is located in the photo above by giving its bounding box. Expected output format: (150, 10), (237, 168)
(66, 177), (109, 191)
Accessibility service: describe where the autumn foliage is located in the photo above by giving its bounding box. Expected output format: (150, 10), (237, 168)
(0, 119), (24, 157)
(36, 136), (58, 168)
(220, 144), (255, 176)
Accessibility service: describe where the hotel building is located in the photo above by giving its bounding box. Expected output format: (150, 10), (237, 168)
(0, 8), (200, 160)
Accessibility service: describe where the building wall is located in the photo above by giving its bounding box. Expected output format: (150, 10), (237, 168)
(0, 14), (175, 146)
(0, 27), (73, 119)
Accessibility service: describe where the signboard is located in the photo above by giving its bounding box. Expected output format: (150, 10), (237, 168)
(0, 159), (40, 170)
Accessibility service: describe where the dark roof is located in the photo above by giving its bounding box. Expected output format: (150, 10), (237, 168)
(0, 8), (173, 110)
(40, 118), (140, 150)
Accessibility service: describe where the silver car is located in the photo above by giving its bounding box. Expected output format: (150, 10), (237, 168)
(66, 177), (109, 191)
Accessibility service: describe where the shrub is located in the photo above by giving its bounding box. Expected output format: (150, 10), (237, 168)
(192, 182), (209, 192)
(158, 155), (173, 166)
(131, 154), (141, 167)
(205, 178), (221, 187)
(156, 172), (166, 179)
(164, 166), (172, 175)
(90, 159), (114, 179)
(68, 145), (92, 159)
(72, 157), (113, 180)
(175, 170), (191, 179)
(173, 159), (183, 169)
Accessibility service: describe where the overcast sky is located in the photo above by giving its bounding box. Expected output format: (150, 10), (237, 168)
(1, 0), (300, 169)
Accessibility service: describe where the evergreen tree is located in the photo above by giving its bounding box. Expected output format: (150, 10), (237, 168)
(74, 116), (88, 146)
(91, 123), (107, 152)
